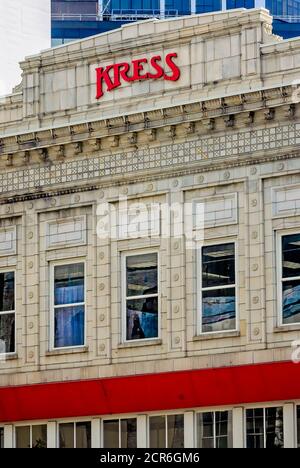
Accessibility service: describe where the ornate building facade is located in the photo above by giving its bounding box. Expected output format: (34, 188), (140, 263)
(0, 8), (300, 448)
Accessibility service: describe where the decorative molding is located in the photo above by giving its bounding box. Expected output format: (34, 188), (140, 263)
(0, 123), (299, 197)
(45, 215), (87, 250)
(0, 226), (17, 256)
(272, 184), (300, 218)
(194, 193), (238, 229)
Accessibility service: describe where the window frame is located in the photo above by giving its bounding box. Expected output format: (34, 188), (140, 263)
(197, 240), (238, 336)
(50, 259), (86, 351)
(102, 416), (138, 448)
(121, 249), (161, 344)
(57, 419), (92, 449)
(277, 230), (300, 327)
(14, 423), (48, 449)
(244, 405), (284, 449)
(0, 268), (16, 356)
(196, 409), (233, 449)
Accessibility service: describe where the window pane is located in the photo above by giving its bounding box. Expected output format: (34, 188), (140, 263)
(246, 409), (264, 449)
(126, 297), (158, 340)
(202, 288), (236, 333)
(76, 422), (91, 449)
(0, 427), (3, 448)
(103, 420), (119, 448)
(202, 244), (235, 288)
(167, 415), (184, 449)
(282, 234), (300, 278)
(198, 412), (214, 448)
(0, 313), (15, 353)
(265, 407), (284, 449)
(216, 411), (232, 449)
(120, 419), (137, 448)
(54, 305), (85, 348)
(150, 416), (166, 448)
(282, 280), (300, 324)
(16, 426), (30, 449)
(126, 254), (158, 297)
(32, 425), (47, 449)
(59, 423), (74, 448)
(0, 272), (14, 312)
(54, 263), (84, 306)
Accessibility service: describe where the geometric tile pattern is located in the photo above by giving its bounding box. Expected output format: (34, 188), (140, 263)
(0, 123), (299, 196)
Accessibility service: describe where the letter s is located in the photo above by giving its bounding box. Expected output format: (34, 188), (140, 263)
(148, 56), (164, 79)
(164, 53), (180, 82)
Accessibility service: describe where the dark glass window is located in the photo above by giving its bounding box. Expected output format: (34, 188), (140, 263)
(201, 244), (236, 333)
(149, 415), (184, 448)
(246, 408), (284, 449)
(281, 234), (300, 325)
(0, 427), (4, 449)
(53, 263), (85, 348)
(103, 419), (137, 448)
(16, 425), (47, 449)
(59, 422), (91, 448)
(198, 411), (233, 448)
(0, 272), (15, 354)
(125, 253), (159, 341)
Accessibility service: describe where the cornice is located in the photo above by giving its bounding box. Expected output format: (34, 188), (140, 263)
(0, 85), (295, 165)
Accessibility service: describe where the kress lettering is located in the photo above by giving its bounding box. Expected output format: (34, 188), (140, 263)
(96, 52), (180, 99)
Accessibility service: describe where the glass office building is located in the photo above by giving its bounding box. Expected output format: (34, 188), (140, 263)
(51, 0), (300, 45)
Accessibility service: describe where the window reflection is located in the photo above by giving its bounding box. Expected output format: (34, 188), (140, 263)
(198, 411), (233, 449)
(281, 234), (300, 325)
(126, 253), (159, 341)
(246, 408), (284, 449)
(201, 244), (236, 333)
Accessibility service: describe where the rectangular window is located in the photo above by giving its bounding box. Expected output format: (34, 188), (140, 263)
(0, 271), (15, 354)
(124, 253), (159, 341)
(0, 427), (3, 448)
(59, 422), (91, 449)
(200, 243), (236, 333)
(52, 262), (85, 348)
(149, 414), (184, 448)
(246, 407), (284, 449)
(103, 418), (137, 448)
(280, 233), (300, 325)
(15, 425), (47, 448)
(197, 411), (233, 448)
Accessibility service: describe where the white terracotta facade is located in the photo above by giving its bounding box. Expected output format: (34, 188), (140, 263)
(0, 8), (300, 448)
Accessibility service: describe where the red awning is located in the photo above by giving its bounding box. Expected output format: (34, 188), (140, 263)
(0, 361), (298, 423)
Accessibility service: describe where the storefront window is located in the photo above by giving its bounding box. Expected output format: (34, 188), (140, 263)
(15, 425), (47, 449)
(59, 421), (91, 448)
(103, 419), (137, 448)
(246, 407), (284, 449)
(197, 411), (233, 448)
(149, 414), (184, 448)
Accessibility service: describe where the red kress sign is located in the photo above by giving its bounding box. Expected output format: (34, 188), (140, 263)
(96, 53), (180, 100)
